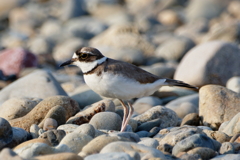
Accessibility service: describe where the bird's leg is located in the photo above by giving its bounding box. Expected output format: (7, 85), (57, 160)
(122, 102), (134, 130)
(119, 99), (129, 132)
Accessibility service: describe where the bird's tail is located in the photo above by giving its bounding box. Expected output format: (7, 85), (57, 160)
(164, 79), (198, 89)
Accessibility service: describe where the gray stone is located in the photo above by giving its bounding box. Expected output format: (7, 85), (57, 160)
(133, 105), (178, 129)
(181, 113), (200, 126)
(39, 129), (66, 146)
(59, 132), (92, 153)
(136, 131), (149, 138)
(7, 127), (29, 148)
(74, 124), (95, 138)
(85, 152), (133, 160)
(227, 76), (240, 93)
(43, 118), (58, 130)
(0, 97), (41, 120)
(0, 70), (67, 104)
(211, 154), (240, 160)
(185, 0), (227, 21)
(138, 138), (159, 148)
(109, 132), (140, 143)
(172, 134), (221, 156)
(186, 147), (217, 160)
(200, 85), (240, 130)
(57, 124), (79, 134)
(219, 112), (240, 136)
(89, 112), (122, 131)
(133, 96), (162, 113)
(219, 142), (235, 154)
(166, 93), (199, 118)
(203, 130), (230, 143)
(30, 124), (40, 139)
(0, 117), (13, 150)
(100, 141), (166, 159)
(137, 118), (162, 132)
(155, 36), (195, 61)
(174, 41), (240, 87)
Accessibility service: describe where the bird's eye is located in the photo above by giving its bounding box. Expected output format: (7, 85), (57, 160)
(80, 53), (88, 59)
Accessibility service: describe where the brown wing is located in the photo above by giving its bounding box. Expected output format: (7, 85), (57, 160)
(103, 58), (160, 84)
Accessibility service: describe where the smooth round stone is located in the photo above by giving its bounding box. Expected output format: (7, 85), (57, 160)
(0, 117), (13, 149)
(89, 112), (122, 131)
(27, 36), (52, 55)
(100, 141), (166, 159)
(0, 70), (68, 104)
(109, 132), (140, 143)
(133, 96), (162, 114)
(200, 85), (240, 130)
(33, 152), (83, 160)
(9, 96), (79, 132)
(148, 127), (161, 137)
(85, 152), (133, 160)
(174, 41), (240, 87)
(133, 105), (178, 129)
(219, 112), (240, 136)
(39, 105), (66, 129)
(79, 134), (129, 157)
(211, 154), (240, 160)
(219, 142), (235, 154)
(59, 132), (92, 153)
(226, 76), (240, 93)
(138, 138), (159, 148)
(0, 97), (41, 120)
(166, 93), (199, 118)
(137, 118), (162, 132)
(0, 148), (23, 160)
(157, 9), (182, 26)
(0, 48), (38, 76)
(74, 124), (95, 138)
(30, 124), (40, 138)
(172, 134), (221, 156)
(136, 131), (149, 138)
(7, 127), (29, 148)
(155, 36), (195, 61)
(203, 130), (230, 143)
(43, 118), (58, 130)
(186, 147), (216, 160)
(181, 113), (200, 126)
(57, 124), (79, 134)
(39, 129), (66, 146)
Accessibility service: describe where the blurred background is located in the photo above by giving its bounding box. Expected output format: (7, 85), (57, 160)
(0, 0), (240, 90)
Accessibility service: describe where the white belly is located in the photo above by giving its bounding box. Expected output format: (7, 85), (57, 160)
(84, 72), (166, 100)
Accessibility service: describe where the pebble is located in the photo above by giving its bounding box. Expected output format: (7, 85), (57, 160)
(136, 131), (149, 138)
(85, 152), (133, 160)
(33, 152), (83, 160)
(30, 124), (40, 138)
(0, 117), (13, 150)
(211, 154), (240, 160)
(0, 48), (38, 76)
(137, 118), (162, 132)
(155, 36), (195, 61)
(67, 99), (115, 125)
(7, 127), (29, 148)
(219, 142), (235, 154)
(109, 132), (140, 142)
(59, 132), (92, 153)
(39, 129), (66, 146)
(79, 134), (129, 157)
(133, 105), (178, 129)
(199, 85), (240, 130)
(172, 134), (221, 156)
(57, 124), (79, 134)
(174, 41), (240, 87)
(100, 141), (166, 159)
(133, 96), (162, 114)
(165, 93), (199, 118)
(0, 97), (41, 121)
(0, 70), (68, 104)
(202, 130), (230, 143)
(43, 118), (58, 130)
(9, 96), (79, 131)
(89, 112), (122, 131)
(226, 76), (240, 93)
(181, 113), (200, 126)
(138, 138), (159, 148)
(186, 147), (217, 160)
(73, 123), (95, 138)
(218, 112), (240, 136)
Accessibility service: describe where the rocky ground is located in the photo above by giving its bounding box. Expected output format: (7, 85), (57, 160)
(0, 0), (240, 159)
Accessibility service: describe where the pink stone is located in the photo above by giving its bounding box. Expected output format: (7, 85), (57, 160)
(0, 48), (38, 76)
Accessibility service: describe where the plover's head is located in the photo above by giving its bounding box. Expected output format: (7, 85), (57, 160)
(60, 47), (107, 73)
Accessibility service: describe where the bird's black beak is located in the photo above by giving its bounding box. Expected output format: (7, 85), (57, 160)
(59, 59), (74, 67)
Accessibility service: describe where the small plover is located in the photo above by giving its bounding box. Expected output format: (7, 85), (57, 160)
(60, 47), (197, 132)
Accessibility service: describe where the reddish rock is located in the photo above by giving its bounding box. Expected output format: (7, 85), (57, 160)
(0, 48), (38, 76)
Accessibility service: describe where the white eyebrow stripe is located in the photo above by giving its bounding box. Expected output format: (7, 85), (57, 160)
(81, 51), (94, 55)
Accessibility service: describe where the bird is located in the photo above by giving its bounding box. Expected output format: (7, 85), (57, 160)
(60, 47), (197, 132)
